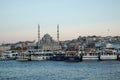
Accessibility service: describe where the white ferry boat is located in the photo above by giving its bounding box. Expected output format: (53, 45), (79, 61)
(22, 49), (53, 61)
(100, 49), (117, 61)
(0, 50), (18, 60)
(16, 51), (30, 61)
(81, 48), (99, 61)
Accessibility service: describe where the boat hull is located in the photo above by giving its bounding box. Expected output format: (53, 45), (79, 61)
(100, 55), (117, 61)
(16, 58), (29, 62)
(52, 56), (65, 61)
(82, 56), (99, 61)
(30, 56), (44, 61)
(65, 56), (81, 62)
(16, 56), (29, 62)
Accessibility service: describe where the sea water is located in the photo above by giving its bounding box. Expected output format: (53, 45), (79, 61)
(0, 61), (120, 80)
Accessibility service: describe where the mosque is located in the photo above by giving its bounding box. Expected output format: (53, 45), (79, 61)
(29, 24), (61, 51)
(38, 33), (61, 51)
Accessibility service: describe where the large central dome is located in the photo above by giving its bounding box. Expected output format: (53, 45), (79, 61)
(41, 33), (53, 43)
(43, 34), (52, 39)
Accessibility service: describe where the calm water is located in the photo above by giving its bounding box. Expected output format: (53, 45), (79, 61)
(0, 61), (120, 80)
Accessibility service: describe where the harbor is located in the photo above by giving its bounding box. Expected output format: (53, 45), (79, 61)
(0, 25), (120, 62)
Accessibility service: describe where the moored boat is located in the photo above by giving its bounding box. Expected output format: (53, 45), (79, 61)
(65, 51), (81, 62)
(20, 49), (54, 61)
(52, 51), (65, 61)
(100, 49), (117, 61)
(0, 50), (18, 60)
(16, 57), (29, 62)
(81, 48), (99, 61)
(43, 50), (53, 60)
(16, 51), (30, 61)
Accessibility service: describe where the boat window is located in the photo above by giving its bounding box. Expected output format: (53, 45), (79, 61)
(11, 51), (15, 53)
(46, 50), (50, 52)
(38, 54), (44, 56)
(90, 53), (92, 56)
(12, 54), (17, 56)
(39, 50), (42, 52)
(28, 51), (31, 53)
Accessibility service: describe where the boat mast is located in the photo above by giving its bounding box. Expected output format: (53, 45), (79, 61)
(38, 24), (40, 49)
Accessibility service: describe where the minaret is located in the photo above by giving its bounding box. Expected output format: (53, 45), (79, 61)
(38, 24), (40, 49)
(57, 24), (59, 44)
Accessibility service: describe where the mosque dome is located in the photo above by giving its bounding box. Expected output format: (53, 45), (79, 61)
(43, 34), (52, 39)
(41, 33), (53, 43)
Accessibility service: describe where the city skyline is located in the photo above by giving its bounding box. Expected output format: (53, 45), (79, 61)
(0, 0), (120, 44)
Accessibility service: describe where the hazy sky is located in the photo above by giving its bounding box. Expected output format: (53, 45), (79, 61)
(0, 0), (120, 44)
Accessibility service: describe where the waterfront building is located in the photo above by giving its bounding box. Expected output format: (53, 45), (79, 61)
(106, 43), (120, 50)
(0, 44), (11, 51)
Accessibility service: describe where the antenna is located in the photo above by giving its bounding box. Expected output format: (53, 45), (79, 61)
(38, 24), (40, 49)
(57, 24), (59, 44)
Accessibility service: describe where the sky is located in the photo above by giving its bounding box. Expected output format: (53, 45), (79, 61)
(0, 0), (120, 44)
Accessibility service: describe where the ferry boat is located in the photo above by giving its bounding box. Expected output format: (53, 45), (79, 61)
(43, 50), (53, 60)
(100, 49), (117, 61)
(0, 50), (18, 60)
(16, 57), (29, 61)
(52, 51), (65, 61)
(65, 51), (81, 62)
(20, 49), (54, 61)
(16, 51), (31, 61)
(81, 48), (99, 61)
